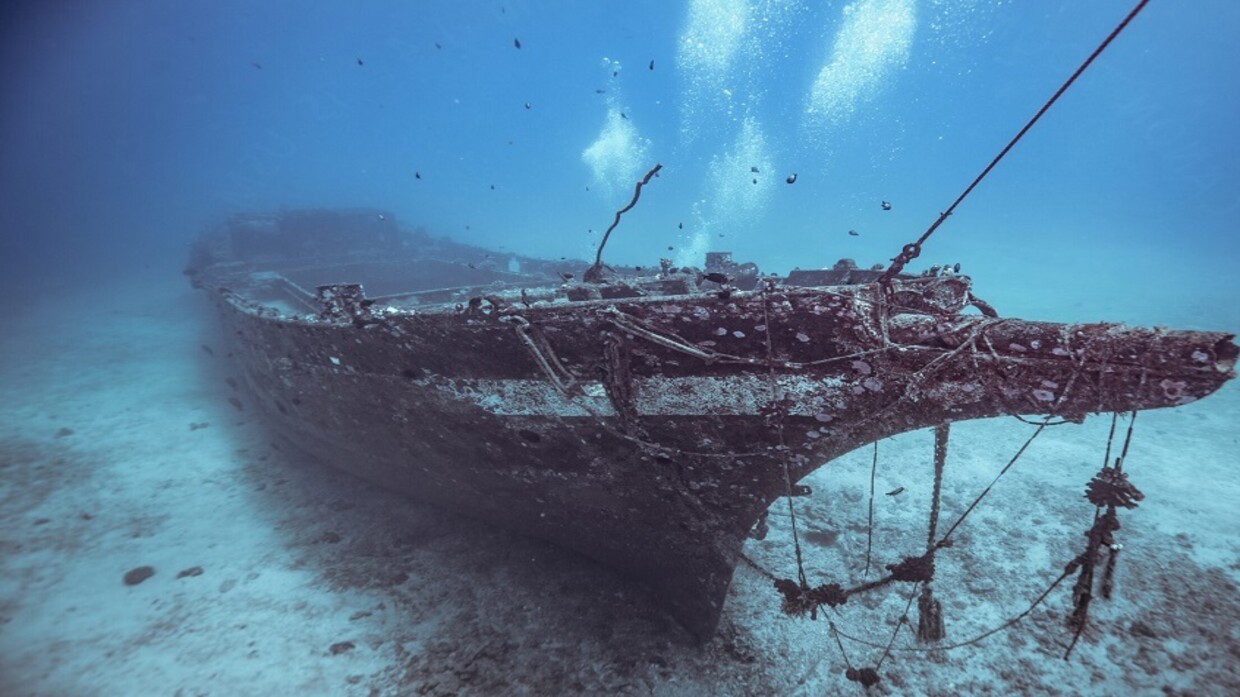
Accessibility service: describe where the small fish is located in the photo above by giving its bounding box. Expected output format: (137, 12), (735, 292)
(490, 184), (495, 190)
(881, 200), (892, 211)
(595, 89), (606, 94)
(953, 262), (961, 273)
(635, 266), (643, 271)
(434, 42), (442, 49)
(228, 397), (245, 411)
(514, 37), (522, 49)
(649, 59), (655, 71)
(702, 272), (730, 284)
(415, 171), (422, 180)
(620, 112), (628, 120)
(356, 57), (363, 66)
(752, 178), (757, 184)
(377, 214), (386, 221)
(848, 229), (859, 237)
(250, 62), (263, 70)
(786, 173), (798, 184)
(467, 263), (476, 269)
(524, 101), (531, 109)
(200, 344), (215, 356)
(559, 272), (574, 281)
(612, 70), (618, 77)
(750, 165), (759, 173)
(667, 245), (674, 251)
(678, 222), (683, 229)
(885, 486), (905, 496)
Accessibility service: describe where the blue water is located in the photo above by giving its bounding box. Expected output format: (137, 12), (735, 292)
(2, 0), (1237, 327)
(1, 2), (1237, 694)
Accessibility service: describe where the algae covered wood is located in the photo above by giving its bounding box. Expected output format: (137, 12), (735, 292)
(187, 209), (1237, 639)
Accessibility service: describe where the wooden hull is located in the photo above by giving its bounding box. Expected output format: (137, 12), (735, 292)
(190, 209), (1237, 638)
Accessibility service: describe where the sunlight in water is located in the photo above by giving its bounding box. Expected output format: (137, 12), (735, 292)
(804, 0), (917, 135)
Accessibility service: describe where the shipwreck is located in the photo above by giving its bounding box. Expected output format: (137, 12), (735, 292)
(183, 4), (1236, 689)
(186, 206), (1236, 644)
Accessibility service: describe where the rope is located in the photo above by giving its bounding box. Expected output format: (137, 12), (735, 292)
(1011, 414), (1072, 427)
(863, 440), (878, 579)
(828, 620), (855, 673)
(933, 336), (1092, 549)
(1116, 410), (1137, 472)
(917, 425), (950, 642)
(878, 0), (1153, 284)
(761, 284), (810, 590)
(878, 588), (920, 670)
(832, 563), (1077, 653)
(927, 425), (949, 550)
(934, 420), (1047, 549)
(737, 550), (778, 581)
(1102, 411), (1119, 470)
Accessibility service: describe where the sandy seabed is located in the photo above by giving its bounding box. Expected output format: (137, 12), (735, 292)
(1, 272), (1237, 696)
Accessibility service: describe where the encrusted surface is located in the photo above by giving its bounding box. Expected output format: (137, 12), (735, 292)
(188, 209), (1238, 638)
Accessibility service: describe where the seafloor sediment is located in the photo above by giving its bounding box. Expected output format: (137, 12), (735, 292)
(1, 276), (1237, 696)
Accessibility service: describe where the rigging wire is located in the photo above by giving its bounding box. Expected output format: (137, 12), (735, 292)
(878, 0), (1153, 285)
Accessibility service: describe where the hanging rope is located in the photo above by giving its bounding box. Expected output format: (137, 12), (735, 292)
(760, 283), (810, 594)
(934, 420), (1048, 549)
(878, 0), (1153, 285)
(826, 412), (1143, 658)
(918, 425), (950, 642)
(863, 440), (879, 579)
